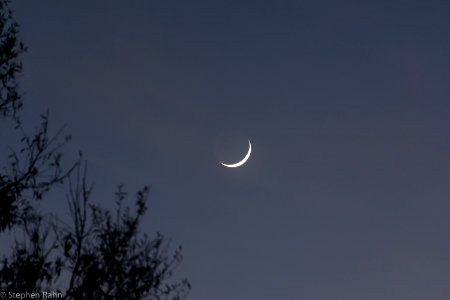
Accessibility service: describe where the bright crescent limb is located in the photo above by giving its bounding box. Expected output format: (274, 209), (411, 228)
(220, 140), (252, 168)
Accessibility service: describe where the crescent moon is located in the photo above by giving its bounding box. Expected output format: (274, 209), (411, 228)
(220, 139), (252, 168)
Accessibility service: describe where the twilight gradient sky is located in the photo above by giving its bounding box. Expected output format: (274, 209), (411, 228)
(9, 1), (450, 299)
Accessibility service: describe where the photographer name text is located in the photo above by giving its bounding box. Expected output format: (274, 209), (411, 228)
(1, 291), (63, 299)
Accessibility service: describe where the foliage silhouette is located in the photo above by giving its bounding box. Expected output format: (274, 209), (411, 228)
(0, 0), (25, 119)
(58, 168), (190, 299)
(0, 1), (190, 298)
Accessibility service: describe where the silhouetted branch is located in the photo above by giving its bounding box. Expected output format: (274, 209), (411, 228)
(0, 112), (80, 231)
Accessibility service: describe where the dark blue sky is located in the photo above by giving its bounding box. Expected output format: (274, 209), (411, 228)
(9, 1), (450, 298)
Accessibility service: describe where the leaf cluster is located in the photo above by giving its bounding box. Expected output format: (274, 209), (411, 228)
(0, 0), (25, 119)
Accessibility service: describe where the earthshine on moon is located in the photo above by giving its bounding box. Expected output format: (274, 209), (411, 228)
(220, 139), (252, 168)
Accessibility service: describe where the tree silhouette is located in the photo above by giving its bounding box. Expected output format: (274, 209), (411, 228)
(0, 1), (190, 298)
